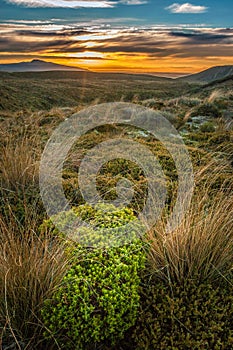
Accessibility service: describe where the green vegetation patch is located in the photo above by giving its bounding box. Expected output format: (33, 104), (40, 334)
(131, 278), (233, 350)
(40, 203), (146, 349)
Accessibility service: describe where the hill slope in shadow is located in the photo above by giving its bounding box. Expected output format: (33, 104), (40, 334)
(179, 65), (233, 83)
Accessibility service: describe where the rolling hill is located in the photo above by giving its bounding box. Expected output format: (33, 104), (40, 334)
(0, 71), (189, 112)
(180, 65), (233, 83)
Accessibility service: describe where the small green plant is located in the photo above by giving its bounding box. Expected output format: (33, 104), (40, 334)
(41, 203), (146, 349)
(40, 202), (144, 247)
(199, 121), (215, 133)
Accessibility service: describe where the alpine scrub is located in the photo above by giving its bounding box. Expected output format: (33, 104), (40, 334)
(41, 203), (146, 349)
(131, 278), (233, 350)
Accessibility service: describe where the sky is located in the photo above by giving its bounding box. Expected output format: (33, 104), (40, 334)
(0, 0), (232, 73)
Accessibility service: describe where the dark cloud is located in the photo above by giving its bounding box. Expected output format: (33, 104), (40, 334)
(169, 31), (233, 44)
(13, 29), (93, 37)
(0, 25), (232, 60)
(172, 45), (233, 58)
(0, 38), (82, 53)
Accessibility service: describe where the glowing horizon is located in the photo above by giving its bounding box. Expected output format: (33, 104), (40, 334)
(0, 24), (232, 74)
(0, 0), (232, 73)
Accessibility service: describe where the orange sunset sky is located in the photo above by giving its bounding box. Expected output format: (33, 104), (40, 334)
(0, 0), (232, 74)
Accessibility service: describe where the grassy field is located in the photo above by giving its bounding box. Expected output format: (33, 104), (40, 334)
(0, 72), (232, 349)
(0, 71), (195, 112)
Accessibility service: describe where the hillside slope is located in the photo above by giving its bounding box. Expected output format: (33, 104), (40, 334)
(0, 71), (189, 112)
(180, 65), (233, 83)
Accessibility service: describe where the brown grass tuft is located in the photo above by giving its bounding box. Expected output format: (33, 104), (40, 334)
(0, 212), (69, 349)
(0, 134), (40, 192)
(146, 166), (233, 285)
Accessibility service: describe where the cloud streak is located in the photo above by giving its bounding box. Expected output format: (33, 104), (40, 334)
(5, 0), (148, 8)
(119, 0), (147, 4)
(1, 24), (232, 55)
(6, 0), (115, 8)
(166, 3), (208, 14)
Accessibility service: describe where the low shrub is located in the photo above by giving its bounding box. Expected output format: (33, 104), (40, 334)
(41, 203), (146, 349)
(189, 103), (221, 119)
(179, 96), (201, 107)
(199, 121), (215, 133)
(131, 278), (233, 350)
(141, 98), (165, 109)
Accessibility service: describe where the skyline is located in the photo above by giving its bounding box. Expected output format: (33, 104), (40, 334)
(0, 0), (232, 73)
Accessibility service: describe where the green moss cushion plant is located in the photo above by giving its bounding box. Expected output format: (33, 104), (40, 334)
(40, 203), (146, 349)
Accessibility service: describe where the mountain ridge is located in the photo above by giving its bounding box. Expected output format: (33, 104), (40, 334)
(0, 59), (88, 72)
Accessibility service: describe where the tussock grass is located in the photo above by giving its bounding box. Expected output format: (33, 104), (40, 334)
(146, 167), (233, 284)
(207, 89), (224, 103)
(0, 212), (69, 349)
(0, 132), (45, 228)
(0, 134), (40, 192)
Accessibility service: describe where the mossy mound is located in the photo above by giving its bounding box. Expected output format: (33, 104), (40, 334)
(41, 203), (146, 350)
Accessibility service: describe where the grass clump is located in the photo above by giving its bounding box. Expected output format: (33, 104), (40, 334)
(146, 183), (233, 284)
(0, 133), (45, 228)
(0, 214), (69, 350)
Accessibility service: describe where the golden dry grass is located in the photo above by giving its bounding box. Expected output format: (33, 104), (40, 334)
(0, 134), (40, 192)
(0, 100), (232, 348)
(146, 166), (233, 284)
(0, 212), (69, 349)
(207, 89), (224, 103)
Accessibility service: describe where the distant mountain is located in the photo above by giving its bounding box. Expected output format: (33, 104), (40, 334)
(179, 65), (233, 83)
(0, 59), (88, 72)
